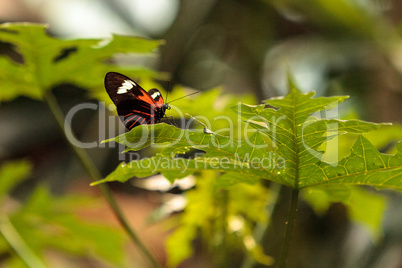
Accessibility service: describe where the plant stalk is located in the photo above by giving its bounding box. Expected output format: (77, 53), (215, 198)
(278, 188), (299, 268)
(0, 214), (47, 268)
(240, 182), (281, 268)
(43, 90), (160, 268)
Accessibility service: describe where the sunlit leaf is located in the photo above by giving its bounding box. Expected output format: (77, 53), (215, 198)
(0, 160), (32, 200)
(0, 22), (163, 102)
(302, 185), (387, 239)
(9, 187), (125, 266)
(95, 81), (401, 191)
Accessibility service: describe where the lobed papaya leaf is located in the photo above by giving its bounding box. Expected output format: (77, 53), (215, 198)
(97, 85), (401, 191)
(0, 22), (163, 102)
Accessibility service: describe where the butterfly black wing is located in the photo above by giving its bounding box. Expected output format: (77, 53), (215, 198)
(104, 72), (168, 130)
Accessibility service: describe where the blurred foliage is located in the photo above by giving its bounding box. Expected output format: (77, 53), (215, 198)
(0, 23), (164, 103)
(269, 0), (394, 39)
(159, 0), (402, 125)
(167, 86), (255, 136)
(302, 185), (386, 239)
(165, 170), (273, 267)
(0, 160), (126, 267)
(0, 160), (32, 200)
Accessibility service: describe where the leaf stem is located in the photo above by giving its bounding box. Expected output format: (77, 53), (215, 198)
(0, 214), (47, 268)
(278, 188), (299, 268)
(43, 90), (160, 268)
(240, 182), (281, 268)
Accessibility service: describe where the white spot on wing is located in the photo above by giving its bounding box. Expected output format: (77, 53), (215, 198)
(150, 91), (161, 99)
(117, 80), (136, 94)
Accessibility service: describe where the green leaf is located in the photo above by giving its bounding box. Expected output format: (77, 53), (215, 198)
(97, 79), (402, 192)
(168, 87), (256, 136)
(0, 160), (32, 200)
(165, 171), (217, 267)
(347, 187), (387, 239)
(215, 173), (260, 188)
(94, 124), (280, 185)
(302, 185), (387, 239)
(363, 124), (402, 154)
(0, 22), (163, 102)
(276, 0), (389, 39)
(304, 136), (402, 190)
(165, 225), (197, 268)
(8, 187), (125, 266)
(165, 171), (274, 267)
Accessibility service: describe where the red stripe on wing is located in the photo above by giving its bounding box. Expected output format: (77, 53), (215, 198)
(124, 114), (150, 130)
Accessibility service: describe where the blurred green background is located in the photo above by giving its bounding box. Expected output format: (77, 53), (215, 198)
(0, 0), (401, 267)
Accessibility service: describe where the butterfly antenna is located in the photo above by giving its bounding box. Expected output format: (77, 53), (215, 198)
(186, 113), (214, 134)
(168, 91), (200, 104)
(166, 81), (170, 102)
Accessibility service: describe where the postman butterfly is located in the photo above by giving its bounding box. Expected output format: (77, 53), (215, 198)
(104, 72), (171, 130)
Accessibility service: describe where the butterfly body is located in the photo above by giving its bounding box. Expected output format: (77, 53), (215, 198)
(104, 72), (170, 130)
